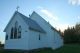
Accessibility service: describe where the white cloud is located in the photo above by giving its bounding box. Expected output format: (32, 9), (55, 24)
(69, 0), (80, 6)
(37, 6), (58, 21)
(37, 6), (59, 28)
(41, 9), (58, 21)
(37, 6), (59, 21)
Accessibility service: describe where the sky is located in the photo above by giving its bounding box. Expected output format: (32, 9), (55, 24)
(0, 0), (80, 44)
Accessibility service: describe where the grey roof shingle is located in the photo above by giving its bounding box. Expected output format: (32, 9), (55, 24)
(16, 11), (46, 33)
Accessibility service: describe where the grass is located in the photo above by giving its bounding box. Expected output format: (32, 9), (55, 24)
(54, 44), (80, 53)
(33, 44), (80, 53)
(0, 44), (80, 53)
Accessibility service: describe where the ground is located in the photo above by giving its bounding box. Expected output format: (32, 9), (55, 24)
(0, 44), (80, 53)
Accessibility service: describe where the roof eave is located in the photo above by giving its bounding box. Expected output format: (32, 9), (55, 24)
(29, 27), (46, 33)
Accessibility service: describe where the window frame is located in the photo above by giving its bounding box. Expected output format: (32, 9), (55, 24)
(39, 34), (40, 40)
(18, 26), (22, 38)
(10, 27), (14, 39)
(6, 34), (8, 40)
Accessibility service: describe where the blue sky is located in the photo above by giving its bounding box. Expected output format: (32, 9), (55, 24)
(0, 0), (80, 43)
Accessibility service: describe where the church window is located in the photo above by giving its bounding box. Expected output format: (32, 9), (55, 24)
(10, 27), (14, 39)
(18, 26), (21, 38)
(6, 34), (8, 40)
(39, 34), (40, 40)
(15, 21), (18, 28)
(14, 21), (18, 39)
(14, 27), (17, 39)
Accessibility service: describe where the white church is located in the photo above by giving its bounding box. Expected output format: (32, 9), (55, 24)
(4, 11), (63, 50)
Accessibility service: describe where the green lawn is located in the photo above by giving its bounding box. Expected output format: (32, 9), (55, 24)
(34, 44), (80, 53)
(0, 44), (80, 53)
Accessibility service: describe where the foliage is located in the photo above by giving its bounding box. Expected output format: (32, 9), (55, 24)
(0, 44), (4, 47)
(64, 23), (80, 43)
(58, 29), (63, 36)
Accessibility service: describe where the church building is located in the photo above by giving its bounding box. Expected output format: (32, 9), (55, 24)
(4, 11), (63, 50)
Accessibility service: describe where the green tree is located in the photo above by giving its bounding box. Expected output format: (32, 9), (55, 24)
(64, 23), (80, 44)
(75, 23), (80, 43)
(64, 27), (77, 43)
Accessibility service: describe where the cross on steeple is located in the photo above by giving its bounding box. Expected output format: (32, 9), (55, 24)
(16, 6), (20, 11)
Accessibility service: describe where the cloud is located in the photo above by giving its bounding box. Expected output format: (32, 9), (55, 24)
(37, 6), (58, 21)
(69, 0), (80, 6)
(41, 9), (58, 21)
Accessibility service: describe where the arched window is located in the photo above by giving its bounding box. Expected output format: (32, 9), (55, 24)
(10, 27), (14, 39)
(18, 26), (21, 38)
(39, 34), (40, 40)
(14, 27), (17, 39)
(6, 34), (8, 40)
(15, 21), (18, 28)
(14, 21), (18, 39)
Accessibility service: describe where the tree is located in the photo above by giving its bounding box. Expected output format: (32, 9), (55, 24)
(75, 23), (80, 43)
(64, 23), (80, 44)
(58, 29), (63, 37)
(64, 26), (77, 43)
(0, 41), (1, 44)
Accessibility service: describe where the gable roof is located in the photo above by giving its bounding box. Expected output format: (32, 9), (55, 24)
(30, 11), (60, 34)
(4, 11), (46, 33)
(17, 11), (46, 33)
